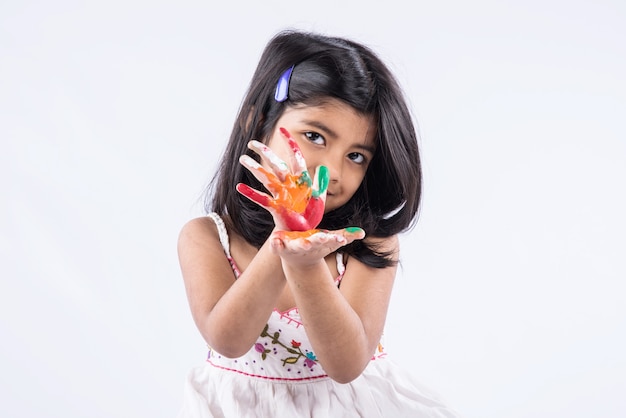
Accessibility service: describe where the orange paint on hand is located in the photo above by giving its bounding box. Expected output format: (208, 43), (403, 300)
(237, 129), (328, 231)
(259, 168), (312, 214)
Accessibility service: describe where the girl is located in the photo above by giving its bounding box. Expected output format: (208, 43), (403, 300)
(177, 30), (460, 418)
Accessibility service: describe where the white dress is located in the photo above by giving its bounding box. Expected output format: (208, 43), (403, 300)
(177, 213), (461, 418)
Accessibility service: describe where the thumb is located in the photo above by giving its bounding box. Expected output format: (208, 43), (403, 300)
(311, 165), (329, 201)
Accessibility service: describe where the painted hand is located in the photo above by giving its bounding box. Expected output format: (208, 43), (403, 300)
(236, 127), (329, 231)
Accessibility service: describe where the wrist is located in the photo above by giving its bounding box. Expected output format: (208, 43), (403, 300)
(282, 258), (329, 278)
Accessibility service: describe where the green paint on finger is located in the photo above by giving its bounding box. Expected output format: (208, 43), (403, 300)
(312, 166), (329, 198)
(345, 227), (364, 234)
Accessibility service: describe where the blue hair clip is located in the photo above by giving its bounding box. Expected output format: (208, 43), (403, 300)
(274, 65), (294, 102)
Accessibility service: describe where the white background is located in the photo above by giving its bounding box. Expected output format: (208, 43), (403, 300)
(2, 1), (625, 417)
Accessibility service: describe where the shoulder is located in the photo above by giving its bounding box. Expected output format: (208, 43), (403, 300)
(177, 215), (238, 286)
(178, 216), (220, 249)
(177, 216), (231, 268)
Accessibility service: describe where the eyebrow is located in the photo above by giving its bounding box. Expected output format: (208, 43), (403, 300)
(300, 119), (377, 155)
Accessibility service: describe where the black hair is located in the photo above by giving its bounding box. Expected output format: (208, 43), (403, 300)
(205, 29), (422, 268)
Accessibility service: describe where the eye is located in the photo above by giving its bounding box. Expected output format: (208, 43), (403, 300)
(304, 131), (325, 145)
(348, 152), (366, 164)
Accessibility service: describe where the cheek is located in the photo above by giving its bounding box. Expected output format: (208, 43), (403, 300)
(349, 168), (368, 190)
(346, 180), (363, 197)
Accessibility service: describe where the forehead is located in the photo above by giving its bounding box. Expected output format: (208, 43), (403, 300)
(279, 99), (377, 147)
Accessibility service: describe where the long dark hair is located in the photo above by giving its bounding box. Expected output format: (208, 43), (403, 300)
(205, 29), (422, 268)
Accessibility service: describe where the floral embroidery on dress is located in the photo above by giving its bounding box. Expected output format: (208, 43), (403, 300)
(257, 324), (318, 369)
(303, 352), (317, 368)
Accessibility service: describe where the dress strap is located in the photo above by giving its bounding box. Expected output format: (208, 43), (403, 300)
(335, 252), (346, 285)
(207, 212), (242, 278)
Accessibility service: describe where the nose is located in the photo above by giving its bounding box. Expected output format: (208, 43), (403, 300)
(323, 155), (343, 183)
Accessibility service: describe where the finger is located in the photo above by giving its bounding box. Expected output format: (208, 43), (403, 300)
(247, 140), (289, 181)
(276, 206), (316, 231)
(308, 228), (365, 246)
(236, 183), (274, 209)
(302, 197), (324, 230)
(271, 232), (314, 253)
(306, 230), (343, 246)
(237, 184), (303, 230)
(275, 230), (338, 246)
(311, 165), (329, 200)
(304, 228), (366, 253)
(271, 228), (367, 260)
(270, 235), (286, 253)
(340, 226), (366, 241)
(298, 166), (328, 230)
(277, 231), (344, 257)
(239, 155), (281, 187)
(279, 127), (308, 175)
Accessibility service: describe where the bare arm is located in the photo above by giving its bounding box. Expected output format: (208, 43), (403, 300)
(272, 232), (398, 383)
(177, 217), (286, 357)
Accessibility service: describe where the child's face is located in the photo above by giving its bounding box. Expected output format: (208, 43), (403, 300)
(266, 98), (377, 213)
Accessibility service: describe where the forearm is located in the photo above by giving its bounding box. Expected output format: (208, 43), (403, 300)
(283, 261), (374, 383)
(201, 241), (285, 357)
